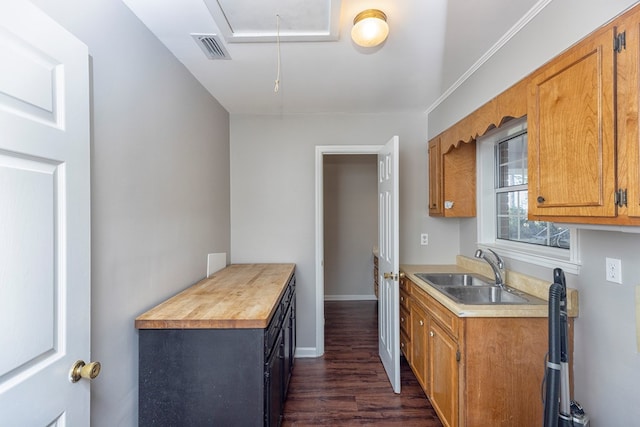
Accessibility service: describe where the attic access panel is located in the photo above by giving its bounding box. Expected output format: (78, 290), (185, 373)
(204, 0), (341, 42)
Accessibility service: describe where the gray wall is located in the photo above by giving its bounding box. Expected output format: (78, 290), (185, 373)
(323, 155), (377, 299)
(434, 1), (640, 424)
(230, 113), (460, 352)
(31, 1), (231, 425)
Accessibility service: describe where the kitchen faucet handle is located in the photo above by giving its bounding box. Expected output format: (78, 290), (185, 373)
(486, 249), (504, 269)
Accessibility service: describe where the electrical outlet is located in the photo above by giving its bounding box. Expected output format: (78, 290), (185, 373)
(606, 257), (622, 284)
(420, 233), (429, 246)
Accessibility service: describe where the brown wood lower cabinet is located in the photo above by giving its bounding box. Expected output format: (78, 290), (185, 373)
(400, 276), (565, 427)
(409, 301), (429, 390)
(429, 320), (459, 427)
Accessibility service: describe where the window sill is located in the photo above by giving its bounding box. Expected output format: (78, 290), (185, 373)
(478, 241), (581, 275)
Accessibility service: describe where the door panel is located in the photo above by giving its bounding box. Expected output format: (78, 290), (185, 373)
(378, 136), (400, 393)
(0, 1), (90, 425)
(0, 154), (59, 377)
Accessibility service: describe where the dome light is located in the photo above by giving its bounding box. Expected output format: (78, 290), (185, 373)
(351, 9), (389, 48)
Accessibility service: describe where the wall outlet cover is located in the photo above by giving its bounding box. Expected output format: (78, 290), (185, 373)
(605, 257), (622, 284)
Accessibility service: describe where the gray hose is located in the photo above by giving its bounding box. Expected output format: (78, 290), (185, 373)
(544, 282), (562, 427)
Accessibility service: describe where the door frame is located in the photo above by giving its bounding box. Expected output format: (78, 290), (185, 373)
(314, 145), (383, 356)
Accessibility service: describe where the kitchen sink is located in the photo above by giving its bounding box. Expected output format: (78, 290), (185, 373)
(414, 272), (547, 305)
(439, 286), (545, 305)
(415, 273), (492, 287)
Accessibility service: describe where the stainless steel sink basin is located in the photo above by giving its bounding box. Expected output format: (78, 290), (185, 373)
(414, 272), (547, 305)
(415, 273), (492, 287)
(439, 286), (545, 305)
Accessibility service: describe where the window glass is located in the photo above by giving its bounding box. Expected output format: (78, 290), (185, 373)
(495, 131), (570, 249)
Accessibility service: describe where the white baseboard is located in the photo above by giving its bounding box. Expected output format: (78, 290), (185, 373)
(324, 294), (377, 301)
(294, 347), (321, 358)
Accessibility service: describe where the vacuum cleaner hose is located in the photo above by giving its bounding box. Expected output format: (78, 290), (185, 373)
(544, 283), (562, 427)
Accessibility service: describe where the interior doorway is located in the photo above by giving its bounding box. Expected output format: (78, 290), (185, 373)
(314, 145), (383, 356)
(323, 154), (378, 301)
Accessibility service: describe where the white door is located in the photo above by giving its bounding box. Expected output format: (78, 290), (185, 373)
(378, 136), (400, 393)
(0, 1), (92, 425)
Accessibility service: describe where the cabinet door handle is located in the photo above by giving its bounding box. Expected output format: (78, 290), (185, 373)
(429, 331), (434, 337)
(419, 320), (424, 326)
(537, 196), (545, 203)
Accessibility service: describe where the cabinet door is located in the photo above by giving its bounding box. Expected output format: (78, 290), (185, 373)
(528, 25), (617, 219)
(442, 141), (476, 217)
(409, 301), (429, 391)
(428, 138), (443, 216)
(618, 13), (640, 218)
(429, 321), (459, 427)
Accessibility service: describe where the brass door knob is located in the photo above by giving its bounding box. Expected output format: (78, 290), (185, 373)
(70, 360), (101, 383)
(383, 272), (397, 280)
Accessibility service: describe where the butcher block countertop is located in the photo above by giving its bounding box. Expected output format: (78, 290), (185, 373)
(135, 263), (295, 330)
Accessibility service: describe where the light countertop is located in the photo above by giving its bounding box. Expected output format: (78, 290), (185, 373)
(135, 263), (295, 329)
(401, 256), (578, 318)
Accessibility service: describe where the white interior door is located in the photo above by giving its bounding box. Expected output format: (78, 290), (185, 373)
(378, 136), (400, 393)
(0, 1), (91, 425)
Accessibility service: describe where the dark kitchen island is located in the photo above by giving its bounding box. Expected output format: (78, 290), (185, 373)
(136, 263), (296, 427)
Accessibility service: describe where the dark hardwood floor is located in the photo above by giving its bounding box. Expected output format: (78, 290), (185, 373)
(282, 300), (443, 426)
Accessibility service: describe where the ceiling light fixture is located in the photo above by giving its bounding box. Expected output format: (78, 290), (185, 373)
(351, 9), (389, 47)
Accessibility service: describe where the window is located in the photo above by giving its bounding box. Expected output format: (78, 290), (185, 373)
(477, 117), (579, 273)
(495, 130), (570, 249)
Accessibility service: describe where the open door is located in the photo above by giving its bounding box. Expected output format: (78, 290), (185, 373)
(0, 1), (93, 424)
(377, 136), (400, 393)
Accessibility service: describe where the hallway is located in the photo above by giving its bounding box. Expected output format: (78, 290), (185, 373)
(282, 301), (443, 426)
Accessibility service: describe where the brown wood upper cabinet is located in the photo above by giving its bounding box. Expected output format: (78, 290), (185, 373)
(528, 5), (640, 225)
(428, 4), (640, 225)
(427, 79), (528, 218)
(428, 138), (476, 217)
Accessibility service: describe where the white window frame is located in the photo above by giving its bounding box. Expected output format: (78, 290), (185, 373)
(476, 117), (581, 274)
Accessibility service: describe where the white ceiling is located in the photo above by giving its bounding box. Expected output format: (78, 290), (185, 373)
(122, 0), (541, 115)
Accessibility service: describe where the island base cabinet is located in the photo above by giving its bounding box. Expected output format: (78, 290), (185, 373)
(265, 330), (285, 427)
(135, 265), (296, 427)
(139, 328), (265, 426)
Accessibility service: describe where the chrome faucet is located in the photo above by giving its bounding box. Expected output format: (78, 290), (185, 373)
(474, 249), (506, 288)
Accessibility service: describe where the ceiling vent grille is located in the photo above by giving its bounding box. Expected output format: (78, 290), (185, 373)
(191, 33), (231, 60)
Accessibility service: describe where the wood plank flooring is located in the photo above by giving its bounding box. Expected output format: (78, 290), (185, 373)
(282, 301), (443, 426)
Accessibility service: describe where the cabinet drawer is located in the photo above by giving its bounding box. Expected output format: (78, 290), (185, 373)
(283, 278), (295, 308)
(400, 289), (410, 310)
(426, 294), (459, 339)
(400, 330), (411, 361)
(412, 284), (459, 340)
(400, 305), (410, 335)
(400, 276), (411, 293)
(265, 303), (283, 357)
